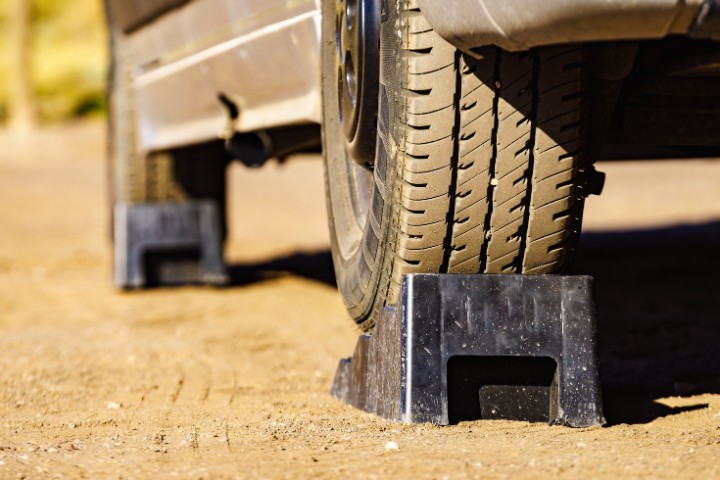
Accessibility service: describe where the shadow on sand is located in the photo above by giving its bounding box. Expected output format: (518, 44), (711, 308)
(227, 251), (336, 288)
(574, 221), (720, 424)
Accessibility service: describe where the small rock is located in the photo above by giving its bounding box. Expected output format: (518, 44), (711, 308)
(107, 402), (122, 409)
(384, 441), (399, 451)
(576, 442), (587, 448)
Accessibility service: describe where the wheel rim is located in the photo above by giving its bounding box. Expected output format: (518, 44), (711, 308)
(334, 0), (381, 169)
(324, 0), (382, 261)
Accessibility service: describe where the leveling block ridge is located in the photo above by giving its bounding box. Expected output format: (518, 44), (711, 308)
(331, 274), (605, 426)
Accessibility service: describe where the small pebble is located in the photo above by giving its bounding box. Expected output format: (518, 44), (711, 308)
(384, 441), (399, 451)
(107, 402), (122, 409)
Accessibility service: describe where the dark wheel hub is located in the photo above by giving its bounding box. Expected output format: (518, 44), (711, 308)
(335, 0), (381, 168)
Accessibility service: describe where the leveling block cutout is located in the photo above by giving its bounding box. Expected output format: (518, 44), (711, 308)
(331, 274), (605, 426)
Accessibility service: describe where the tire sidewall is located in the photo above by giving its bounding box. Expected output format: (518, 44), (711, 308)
(321, 0), (402, 326)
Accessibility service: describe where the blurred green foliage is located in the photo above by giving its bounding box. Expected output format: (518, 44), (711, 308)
(0, 0), (108, 123)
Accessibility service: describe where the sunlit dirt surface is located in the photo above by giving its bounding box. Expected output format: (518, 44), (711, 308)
(0, 122), (718, 479)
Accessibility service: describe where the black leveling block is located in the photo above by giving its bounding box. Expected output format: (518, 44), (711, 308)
(113, 201), (228, 288)
(331, 274), (605, 427)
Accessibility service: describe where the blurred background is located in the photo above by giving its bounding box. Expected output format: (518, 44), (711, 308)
(0, 0), (106, 131)
(0, 2), (718, 477)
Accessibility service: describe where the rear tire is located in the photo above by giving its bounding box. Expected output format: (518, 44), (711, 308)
(108, 29), (229, 238)
(322, 0), (590, 330)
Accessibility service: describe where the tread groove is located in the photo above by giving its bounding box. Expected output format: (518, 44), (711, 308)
(517, 51), (540, 268)
(479, 51), (502, 273)
(440, 51), (462, 273)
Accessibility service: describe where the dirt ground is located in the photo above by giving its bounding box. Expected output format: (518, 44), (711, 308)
(0, 121), (719, 479)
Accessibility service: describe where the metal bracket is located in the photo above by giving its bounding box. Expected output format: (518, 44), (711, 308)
(113, 201), (228, 288)
(331, 274), (605, 427)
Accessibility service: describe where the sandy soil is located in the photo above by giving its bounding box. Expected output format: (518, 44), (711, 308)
(0, 121), (719, 479)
